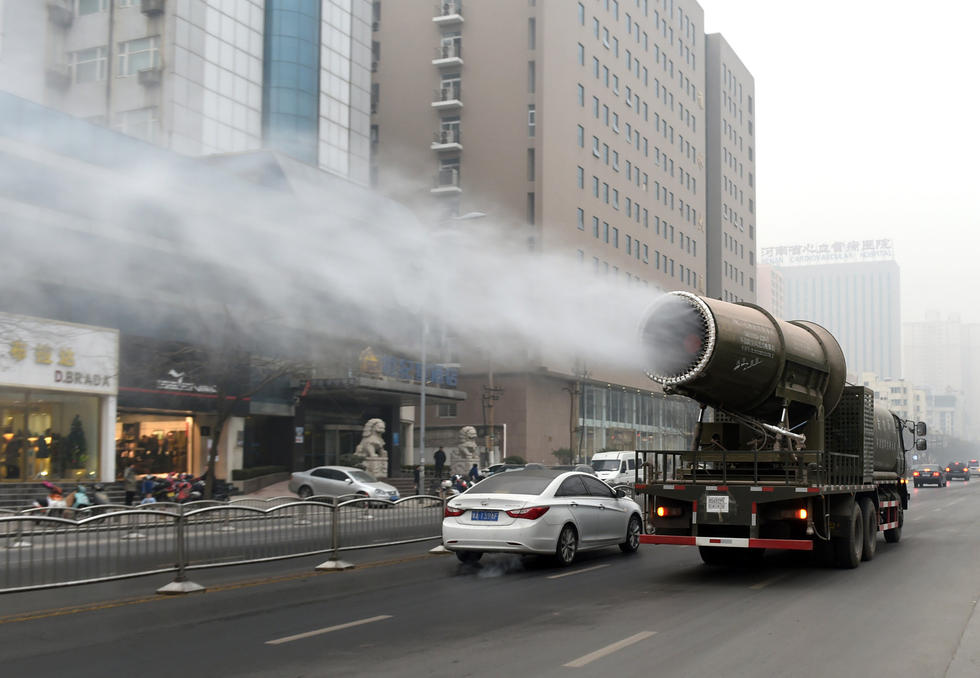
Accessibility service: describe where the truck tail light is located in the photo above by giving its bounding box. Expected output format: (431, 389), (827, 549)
(656, 505), (682, 518)
(506, 506), (549, 520)
(444, 506), (465, 517)
(796, 508), (808, 520)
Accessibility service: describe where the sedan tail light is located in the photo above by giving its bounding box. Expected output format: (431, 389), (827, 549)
(946, 467), (951, 472)
(505, 506), (550, 520)
(933, 472), (940, 477)
(912, 471), (920, 477)
(444, 506), (465, 517)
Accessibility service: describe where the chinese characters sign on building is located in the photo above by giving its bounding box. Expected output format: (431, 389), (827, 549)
(761, 239), (894, 267)
(359, 347), (459, 388)
(0, 312), (118, 395)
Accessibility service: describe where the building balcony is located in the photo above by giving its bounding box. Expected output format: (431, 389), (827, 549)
(431, 167), (461, 194)
(432, 45), (463, 67)
(431, 129), (462, 151)
(431, 86), (462, 109)
(46, 0), (73, 28)
(433, 1), (464, 25)
(141, 0), (166, 16)
(138, 66), (163, 86)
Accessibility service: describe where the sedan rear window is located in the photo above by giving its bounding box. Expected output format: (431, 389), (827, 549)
(466, 472), (555, 495)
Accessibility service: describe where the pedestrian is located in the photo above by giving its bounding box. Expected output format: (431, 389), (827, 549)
(123, 463), (137, 506)
(413, 464), (421, 494)
(434, 447), (446, 479)
(468, 463), (480, 483)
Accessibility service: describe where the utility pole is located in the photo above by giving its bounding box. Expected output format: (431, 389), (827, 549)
(482, 365), (502, 464)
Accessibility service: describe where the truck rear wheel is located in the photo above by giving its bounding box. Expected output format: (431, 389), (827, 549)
(833, 499), (863, 569)
(884, 506), (903, 543)
(859, 497), (877, 561)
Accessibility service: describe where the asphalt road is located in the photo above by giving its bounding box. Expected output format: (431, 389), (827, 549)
(1, 479), (978, 678)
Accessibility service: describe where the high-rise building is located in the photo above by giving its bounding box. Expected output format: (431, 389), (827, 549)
(762, 239), (901, 379)
(371, 0), (751, 462)
(0, 0), (371, 182)
(755, 262), (784, 318)
(705, 33), (755, 303)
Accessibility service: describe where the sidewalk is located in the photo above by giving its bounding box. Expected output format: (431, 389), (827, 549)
(237, 480), (295, 499)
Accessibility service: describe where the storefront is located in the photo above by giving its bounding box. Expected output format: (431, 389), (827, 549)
(0, 312), (118, 482)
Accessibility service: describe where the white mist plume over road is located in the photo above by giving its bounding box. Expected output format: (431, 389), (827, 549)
(1, 130), (665, 376)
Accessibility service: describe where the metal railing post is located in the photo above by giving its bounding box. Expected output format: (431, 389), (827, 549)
(316, 504), (353, 570)
(157, 504), (204, 594)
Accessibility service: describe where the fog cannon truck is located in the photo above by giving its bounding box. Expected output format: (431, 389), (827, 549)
(635, 292), (926, 568)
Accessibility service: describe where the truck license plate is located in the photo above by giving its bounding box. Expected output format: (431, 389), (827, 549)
(472, 510), (499, 521)
(706, 495), (729, 513)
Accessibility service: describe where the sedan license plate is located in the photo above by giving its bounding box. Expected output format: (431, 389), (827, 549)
(472, 510), (499, 522)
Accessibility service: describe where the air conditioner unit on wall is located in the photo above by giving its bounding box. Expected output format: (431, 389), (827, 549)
(141, 0), (165, 16)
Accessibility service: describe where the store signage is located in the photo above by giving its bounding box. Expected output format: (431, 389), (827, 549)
(0, 312), (118, 395)
(761, 239), (894, 267)
(155, 369), (217, 394)
(359, 347), (459, 388)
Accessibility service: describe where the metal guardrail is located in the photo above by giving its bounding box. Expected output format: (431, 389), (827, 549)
(1, 495), (446, 594)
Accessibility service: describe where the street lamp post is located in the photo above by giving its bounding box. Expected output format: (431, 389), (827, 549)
(417, 211), (486, 495)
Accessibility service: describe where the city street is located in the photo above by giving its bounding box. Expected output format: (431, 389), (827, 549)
(1, 479), (978, 678)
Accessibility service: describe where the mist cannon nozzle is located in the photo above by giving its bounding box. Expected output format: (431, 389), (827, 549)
(639, 292), (847, 424)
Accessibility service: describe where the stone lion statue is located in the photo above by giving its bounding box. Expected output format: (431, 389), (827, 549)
(355, 418), (387, 458)
(457, 425), (478, 462)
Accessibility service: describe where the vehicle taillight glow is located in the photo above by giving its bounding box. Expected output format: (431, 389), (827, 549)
(506, 506), (550, 520)
(946, 467), (951, 472)
(797, 508), (808, 520)
(656, 506), (682, 518)
(444, 506), (464, 517)
(912, 471), (920, 476)
(933, 472), (940, 477)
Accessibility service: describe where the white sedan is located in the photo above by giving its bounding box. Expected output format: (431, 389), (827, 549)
(442, 469), (643, 566)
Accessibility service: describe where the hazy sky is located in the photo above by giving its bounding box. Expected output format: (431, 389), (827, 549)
(697, 1), (980, 323)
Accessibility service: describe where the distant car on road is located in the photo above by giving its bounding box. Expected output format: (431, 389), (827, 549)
(442, 469), (642, 566)
(288, 466), (399, 501)
(911, 464), (947, 488)
(945, 461), (971, 482)
(968, 459), (980, 477)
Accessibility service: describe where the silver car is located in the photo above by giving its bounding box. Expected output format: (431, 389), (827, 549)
(288, 465), (399, 502)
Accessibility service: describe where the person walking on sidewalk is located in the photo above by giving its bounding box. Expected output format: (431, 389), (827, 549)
(434, 447), (446, 479)
(123, 463), (138, 506)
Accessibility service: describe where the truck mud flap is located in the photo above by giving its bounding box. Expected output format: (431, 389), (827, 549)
(640, 535), (813, 551)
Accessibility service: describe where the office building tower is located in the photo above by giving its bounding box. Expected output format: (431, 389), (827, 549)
(0, 0), (371, 182)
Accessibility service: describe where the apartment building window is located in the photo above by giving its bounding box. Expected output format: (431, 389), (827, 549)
(578, 2), (585, 25)
(592, 216), (600, 237)
(117, 36), (159, 76)
(578, 43), (585, 65)
(577, 207), (585, 230)
(593, 57), (600, 78)
(626, 234), (632, 255)
(592, 96), (600, 117)
(593, 17), (600, 38)
(72, 46), (107, 83)
(612, 112), (619, 133)
(613, 75), (619, 94)
(593, 176), (599, 197)
(603, 105), (609, 125)
(603, 222), (609, 242)
(643, 244), (649, 263)
(625, 86), (632, 106)
(577, 83), (584, 106)
(603, 182), (609, 203)
(438, 403), (458, 418)
(78, 0), (108, 15)
(528, 148), (536, 180)
(612, 189), (619, 209)
(577, 125), (584, 147)
(577, 249), (584, 264)
(592, 136), (600, 157)
(612, 227), (619, 248)
(577, 165), (584, 189)
(528, 193), (535, 224)
(529, 18), (536, 49)
(602, 27), (610, 47)
(612, 150), (619, 171)
(603, 66), (609, 86)
(603, 143), (609, 164)
(528, 61), (536, 93)
(528, 105), (536, 136)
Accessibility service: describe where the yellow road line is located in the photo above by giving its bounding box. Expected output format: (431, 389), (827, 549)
(0, 551), (439, 625)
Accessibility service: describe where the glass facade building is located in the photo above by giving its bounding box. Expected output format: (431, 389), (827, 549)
(263, 0), (322, 166)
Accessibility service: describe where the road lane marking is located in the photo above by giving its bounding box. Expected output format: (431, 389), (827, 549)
(266, 615), (392, 645)
(564, 631), (657, 668)
(750, 574), (788, 590)
(547, 564), (611, 580)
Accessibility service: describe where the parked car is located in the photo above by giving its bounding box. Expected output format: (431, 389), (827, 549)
(441, 469), (642, 566)
(945, 461), (971, 482)
(288, 466), (399, 501)
(968, 459), (980, 477)
(911, 464), (947, 488)
(482, 463), (524, 476)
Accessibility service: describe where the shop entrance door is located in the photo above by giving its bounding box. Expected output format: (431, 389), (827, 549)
(323, 426), (360, 466)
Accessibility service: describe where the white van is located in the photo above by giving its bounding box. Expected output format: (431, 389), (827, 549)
(589, 451), (637, 487)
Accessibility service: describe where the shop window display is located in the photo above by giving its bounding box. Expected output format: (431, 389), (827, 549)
(1, 389), (100, 481)
(115, 417), (190, 475)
